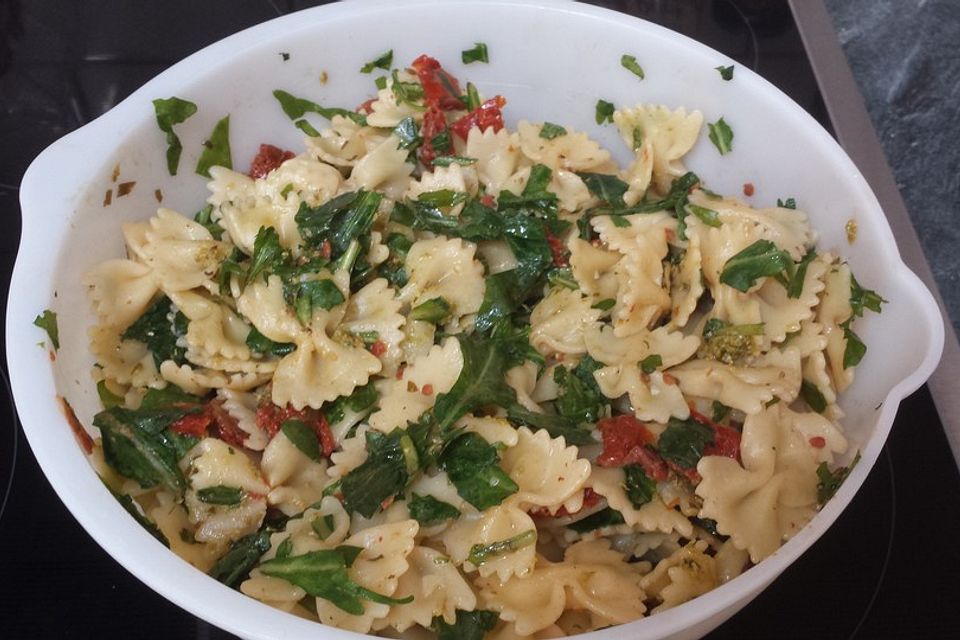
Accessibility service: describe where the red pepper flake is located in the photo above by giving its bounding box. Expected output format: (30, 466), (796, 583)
(358, 98), (377, 114)
(690, 407), (741, 461)
(596, 415), (669, 481)
(103, 189), (112, 207)
(480, 194), (496, 208)
(530, 487), (601, 518)
(48, 350), (56, 362)
(370, 340), (388, 357)
(248, 143), (295, 179)
(417, 105), (448, 169)
(662, 372), (678, 385)
(545, 229), (569, 267)
(450, 96), (506, 141)
(59, 396), (94, 455)
(743, 182), (755, 197)
(117, 181), (136, 197)
(411, 54), (464, 111)
(421, 384), (434, 396)
(809, 436), (826, 449)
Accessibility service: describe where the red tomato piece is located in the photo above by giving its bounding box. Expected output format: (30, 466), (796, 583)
(596, 415), (670, 480)
(357, 98), (377, 114)
(417, 105), (448, 169)
(450, 96), (506, 141)
(421, 384), (434, 396)
(255, 398), (334, 457)
(169, 412), (212, 438)
(545, 229), (569, 267)
(207, 400), (248, 448)
(248, 143), (295, 179)
(690, 407), (741, 461)
(411, 54), (464, 111)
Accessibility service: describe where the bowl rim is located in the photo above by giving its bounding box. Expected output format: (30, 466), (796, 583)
(7, 0), (945, 638)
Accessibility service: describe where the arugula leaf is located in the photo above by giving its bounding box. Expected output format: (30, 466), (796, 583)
(707, 117), (734, 155)
(245, 327), (295, 356)
(777, 197), (797, 209)
(623, 464), (656, 508)
(245, 226), (285, 287)
(96, 380), (124, 409)
(657, 417), (714, 469)
(393, 116), (421, 150)
(787, 249), (817, 299)
(639, 354), (662, 374)
(259, 547), (413, 614)
(440, 432), (518, 510)
(697, 318), (764, 364)
(547, 268), (579, 290)
(849, 273), (886, 317)
(122, 296), (187, 368)
(553, 356), (606, 425)
(340, 429), (418, 517)
(406, 196), (503, 242)
(800, 379), (828, 414)
(592, 298), (616, 311)
(408, 493), (461, 526)
(194, 204), (224, 239)
(209, 530), (272, 588)
(295, 189), (383, 259)
(595, 99), (615, 125)
(105, 482), (169, 546)
(816, 451), (861, 505)
(33, 309), (59, 350)
(275, 537), (294, 560)
(93, 406), (192, 494)
(281, 419), (321, 461)
(461, 42), (489, 64)
(290, 279), (346, 324)
(140, 384), (202, 410)
(506, 404), (594, 446)
(540, 122), (567, 139)
(467, 530), (536, 566)
(716, 65), (735, 80)
(687, 203), (721, 227)
(566, 507), (626, 533)
(578, 172), (629, 208)
(719, 240), (792, 292)
(196, 485), (244, 506)
(410, 297), (452, 323)
(195, 115), (232, 178)
(621, 54), (645, 79)
(840, 320), (867, 368)
(432, 610), (499, 640)
(360, 49), (393, 73)
(326, 381), (379, 426)
(152, 97), (198, 175)
(418, 189), (468, 207)
(273, 89), (366, 126)
(311, 513), (337, 540)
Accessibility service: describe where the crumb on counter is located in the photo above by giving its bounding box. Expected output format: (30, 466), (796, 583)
(846, 218), (858, 244)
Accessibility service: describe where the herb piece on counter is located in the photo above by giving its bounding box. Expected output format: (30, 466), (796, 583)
(360, 49), (393, 73)
(461, 42), (489, 64)
(719, 239), (792, 292)
(152, 97), (198, 175)
(715, 64), (735, 80)
(595, 99), (615, 124)
(432, 610), (499, 640)
(817, 451), (861, 505)
(121, 296), (188, 368)
(273, 89), (367, 128)
(621, 53), (645, 79)
(409, 493), (461, 526)
(707, 117), (734, 155)
(209, 530), (272, 588)
(195, 115), (232, 178)
(33, 309), (59, 350)
(539, 122), (567, 139)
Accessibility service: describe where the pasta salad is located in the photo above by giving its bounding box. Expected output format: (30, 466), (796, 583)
(77, 50), (883, 638)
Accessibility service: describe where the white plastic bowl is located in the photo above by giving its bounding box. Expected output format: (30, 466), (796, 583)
(8, 1), (944, 638)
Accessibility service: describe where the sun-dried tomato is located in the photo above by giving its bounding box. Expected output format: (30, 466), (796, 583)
(597, 415), (669, 481)
(545, 228), (569, 267)
(689, 407), (741, 461)
(417, 105), (448, 169)
(370, 340), (388, 357)
(248, 143), (295, 179)
(411, 54), (464, 111)
(169, 411), (212, 438)
(450, 96), (506, 141)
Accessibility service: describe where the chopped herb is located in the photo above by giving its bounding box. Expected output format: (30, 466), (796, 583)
(279, 183), (295, 198)
(393, 116), (421, 150)
(464, 82), (482, 110)
(295, 189), (383, 259)
(196, 485), (244, 506)
(374, 75), (388, 90)
(707, 117), (734, 155)
(151, 97), (198, 175)
(623, 464), (656, 508)
(840, 319), (867, 368)
(592, 298), (616, 311)
(33, 309), (59, 350)
(711, 401), (732, 423)
(687, 203), (722, 227)
(408, 493), (461, 526)
(340, 429), (418, 517)
(639, 354), (662, 374)
(431, 155), (478, 167)
(467, 530), (536, 566)
(611, 215), (630, 228)
(715, 65), (735, 80)
(787, 249), (817, 299)
(849, 274), (886, 317)
(245, 327), (295, 357)
(121, 296), (187, 368)
(140, 385), (202, 410)
(566, 507), (625, 533)
(817, 451), (861, 505)
(290, 279), (346, 325)
(209, 530), (272, 588)
(390, 70), (425, 106)
(418, 189), (467, 208)
(195, 115), (232, 178)
(272, 89), (366, 127)
(440, 432), (518, 511)
(194, 204), (224, 239)
(595, 99), (615, 125)
(461, 42), (489, 64)
(432, 610), (499, 640)
(800, 379), (828, 413)
(280, 52), (290, 62)
(657, 417), (715, 469)
(578, 172), (629, 208)
(719, 239), (792, 292)
(632, 127), (643, 150)
(553, 355), (606, 425)
(410, 297), (452, 323)
(547, 268), (579, 290)
(311, 514), (337, 540)
(275, 537), (294, 559)
(620, 54), (645, 79)
(360, 49), (393, 73)
(539, 122), (567, 139)
(96, 380), (124, 409)
(281, 419), (321, 461)
(430, 130), (452, 154)
(777, 197), (797, 209)
(245, 226), (284, 287)
(295, 119), (321, 137)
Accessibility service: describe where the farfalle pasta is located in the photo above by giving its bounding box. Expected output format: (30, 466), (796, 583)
(80, 51), (882, 638)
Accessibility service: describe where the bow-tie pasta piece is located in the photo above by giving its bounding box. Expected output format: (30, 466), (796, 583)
(517, 120), (615, 173)
(613, 104), (703, 195)
(260, 425), (330, 516)
(465, 126), (523, 194)
(138, 208), (228, 293)
(500, 427), (591, 516)
(529, 288), (602, 357)
(588, 466), (693, 537)
(818, 261), (857, 393)
(347, 133), (415, 200)
(82, 259), (158, 332)
(640, 540), (718, 613)
(339, 277), (405, 377)
(305, 114), (390, 168)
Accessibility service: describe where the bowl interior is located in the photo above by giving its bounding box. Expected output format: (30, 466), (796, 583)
(9, 1), (944, 639)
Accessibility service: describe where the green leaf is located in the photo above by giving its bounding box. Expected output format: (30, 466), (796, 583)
(96, 380), (125, 409)
(194, 204), (224, 239)
(777, 197), (797, 209)
(553, 356), (606, 425)
(281, 419), (321, 461)
(140, 384), (202, 410)
(621, 54), (645, 79)
(849, 273), (886, 317)
(259, 547), (412, 614)
(464, 82), (482, 110)
(566, 507), (625, 533)
(245, 327), (295, 356)
(410, 297), (452, 323)
(715, 65), (735, 81)
(547, 268), (579, 290)
(506, 404), (595, 446)
(122, 296), (187, 368)
(408, 493), (461, 526)
(539, 122), (567, 139)
(33, 309), (59, 350)
(639, 354), (662, 374)
(800, 379), (828, 414)
(787, 249), (817, 299)
(273, 89), (366, 126)
(340, 429), (417, 517)
(592, 298), (616, 311)
(392, 116), (421, 150)
(577, 172), (629, 208)
(719, 240), (792, 292)
(461, 42), (489, 64)
(595, 99), (615, 125)
(440, 432), (518, 510)
(816, 451), (860, 505)
(432, 610), (499, 640)
(195, 115), (232, 178)
(467, 529), (536, 566)
(152, 97), (198, 175)
(290, 279), (346, 325)
(687, 203), (721, 227)
(840, 320), (867, 368)
(623, 464), (656, 508)
(711, 401), (731, 423)
(105, 482), (169, 546)
(209, 530), (273, 588)
(196, 485), (244, 506)
(245, 226), (284, 287)
(707, 117), (734, 155)
(326, 381), (379, 426)
(276, 537), (294, 559)
(311, 513), (337, 540)
(360, 49), (393, 73)
(432, 155), (478, 167)
(657, 417), (715, 469)
(295, 119), (321, 137)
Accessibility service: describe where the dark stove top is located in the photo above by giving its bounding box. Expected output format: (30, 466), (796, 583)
(1, 1), (959, 638)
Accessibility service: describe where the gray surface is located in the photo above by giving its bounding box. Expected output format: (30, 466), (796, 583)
(824, 0), (960, 335)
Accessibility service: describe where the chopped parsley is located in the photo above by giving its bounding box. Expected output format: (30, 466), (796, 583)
(715, 64), (735, 80)
(33, 309), (59, 350)
(360, 49), (393, 73)
(539, 122), (567, 139)
(151, 97), (198, 175)
(595, 99), (615, 125)
(461, 42), (489, 64)
(620, 53), (645, 79)
(707, 117), (734, 155)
